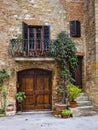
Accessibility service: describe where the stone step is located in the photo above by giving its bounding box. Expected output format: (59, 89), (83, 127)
(76, 95), (89, 101)
(17, 111), (53, 115)
(77, 106), (94, 111)
(76, 111), (97, 117)
(70, 106), (97, 117)
(70, 92), (98, 117)
(71, 109), (97, 117)
(77, 100), (92, 107)
(79, 92), (87, 96)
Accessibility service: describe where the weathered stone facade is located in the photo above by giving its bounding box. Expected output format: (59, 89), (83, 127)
(0, 0), (98, 114)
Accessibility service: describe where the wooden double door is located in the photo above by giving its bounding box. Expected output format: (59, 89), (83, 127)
(17, 69), (52, 111)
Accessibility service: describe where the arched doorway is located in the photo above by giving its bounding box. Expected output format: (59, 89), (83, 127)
(17, 69), (52, 111)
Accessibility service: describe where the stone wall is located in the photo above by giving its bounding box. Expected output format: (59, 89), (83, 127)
(83, 0), (98, 111)
(61, 0), (84, 53)
(94, 0), (98, 111)
(0, 0), (91, 114)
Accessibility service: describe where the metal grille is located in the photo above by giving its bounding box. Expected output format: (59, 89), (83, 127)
(8, 38), (50, 57)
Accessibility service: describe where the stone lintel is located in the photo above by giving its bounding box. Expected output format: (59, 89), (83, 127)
(25, 20), (43, 26)
(76, 52), (85, 56)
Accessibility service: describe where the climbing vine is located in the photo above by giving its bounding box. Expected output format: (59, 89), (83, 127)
(50, 32), (78, 104)
(0, 69), (10, 87)
(0, 69), (10, 113)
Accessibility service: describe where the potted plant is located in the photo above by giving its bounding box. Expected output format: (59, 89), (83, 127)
(50, 32), (78, 112)
(0, 109), (5, 117)
(54, 85), (67, 112)
(16, 91), (26, 112)
(61, 108), (71, 118)
(9, 34), (25, 57)
(16, 91), (26, 102)
(67, 84), (82, 108)
(6, 104), (14, 112)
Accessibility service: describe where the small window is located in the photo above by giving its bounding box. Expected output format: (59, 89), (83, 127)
(22, 22), (50, 56)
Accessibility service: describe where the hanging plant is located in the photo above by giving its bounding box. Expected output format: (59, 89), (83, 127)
(50, 32), (78, 104)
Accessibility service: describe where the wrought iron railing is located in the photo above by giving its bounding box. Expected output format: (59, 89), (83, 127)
(8, 38), (51, 57)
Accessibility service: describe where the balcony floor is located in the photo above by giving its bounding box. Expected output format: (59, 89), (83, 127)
(14, 57), (55, 62)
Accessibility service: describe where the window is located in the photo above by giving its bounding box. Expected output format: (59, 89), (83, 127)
(22, 22), (50, 56)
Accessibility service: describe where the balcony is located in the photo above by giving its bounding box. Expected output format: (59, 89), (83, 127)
(8, 38), (55, 61)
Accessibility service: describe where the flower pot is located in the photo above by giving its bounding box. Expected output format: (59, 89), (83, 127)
(0, 114), (5, 117)
(55, 103), (67, 112)
(62, 114), (70, 118)
(6, 105), (14, 112)
(70, 101), (77, 108)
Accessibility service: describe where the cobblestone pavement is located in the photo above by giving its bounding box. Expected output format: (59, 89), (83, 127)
(0, 113), (98, 130)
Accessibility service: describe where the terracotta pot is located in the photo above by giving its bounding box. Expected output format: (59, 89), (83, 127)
(70, 101), (77, 108)
(62, 114), (70, 118)
(0, 114), (5, 117)
(55, 103), (67, 112)
(6, 105), (14, 112)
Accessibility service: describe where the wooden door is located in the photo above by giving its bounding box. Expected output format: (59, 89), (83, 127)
(17, 69), (52, 111)
(72, 56), (83, 88)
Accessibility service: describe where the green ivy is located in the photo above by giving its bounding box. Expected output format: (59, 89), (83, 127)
(0, 69), (10, 87)
(0, 69), (10, 113)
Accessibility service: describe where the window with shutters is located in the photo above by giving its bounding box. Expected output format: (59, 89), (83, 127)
(22, 22), (50, 56)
